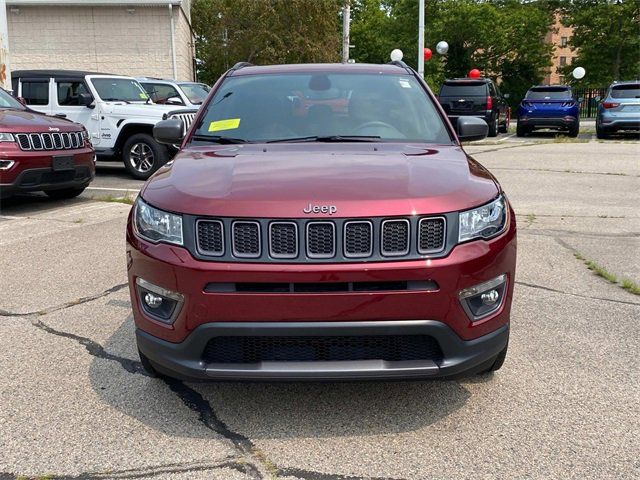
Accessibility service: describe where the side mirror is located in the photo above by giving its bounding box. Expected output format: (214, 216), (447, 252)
(504, 93), (510, 99)
(457, 116), (488, 142)
(153, 118), (184, 145)
(166, 96), (184, 106)
(79, 93), (94, 107)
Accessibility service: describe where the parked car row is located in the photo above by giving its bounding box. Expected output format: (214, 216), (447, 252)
(0, 71), (209, 200)
(438, 78), (639, 140)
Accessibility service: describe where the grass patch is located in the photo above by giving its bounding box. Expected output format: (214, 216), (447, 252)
(95, 194), (135, 205)
(573, 252), (639, 296)
(525, 213), (536, 226)
(621, 279), (640, 296)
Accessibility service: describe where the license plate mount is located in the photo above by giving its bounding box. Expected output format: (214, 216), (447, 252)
(52, 155), (75, 171)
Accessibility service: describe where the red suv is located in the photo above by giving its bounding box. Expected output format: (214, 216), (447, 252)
(0, 88), (94, 199)
(127, 62), (516, 381)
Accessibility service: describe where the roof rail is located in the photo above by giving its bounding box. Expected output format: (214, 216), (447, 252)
(230, 62), (253, 71)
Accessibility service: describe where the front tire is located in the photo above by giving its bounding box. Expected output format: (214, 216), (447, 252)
(123, 133), (168, 180)
(44, 186), (86, 199)
(479, 341), (508, 374)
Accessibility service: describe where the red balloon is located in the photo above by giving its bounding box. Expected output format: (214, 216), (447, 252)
(469, 68), (481, 79)
(423, 48), (432, 61)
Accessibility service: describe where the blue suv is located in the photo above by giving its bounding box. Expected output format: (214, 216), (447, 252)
(516, 85), (579, 137)
(596, 81), (640, 139)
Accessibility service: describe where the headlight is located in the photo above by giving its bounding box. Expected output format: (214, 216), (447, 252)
(134, 198), (183, 245)
(459, 195), (507, 243)
(0, 133), (15, 142)
(81, 130), (89, 140)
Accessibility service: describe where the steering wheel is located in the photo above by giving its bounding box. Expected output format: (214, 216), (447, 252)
(354, 121), (397, 134)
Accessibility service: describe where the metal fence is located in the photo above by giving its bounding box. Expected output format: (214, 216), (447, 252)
(574, 87), (607, 118)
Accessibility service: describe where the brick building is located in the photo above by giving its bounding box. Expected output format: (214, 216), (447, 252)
(544, 12), (576, 85)
(6, 0), (195, 81)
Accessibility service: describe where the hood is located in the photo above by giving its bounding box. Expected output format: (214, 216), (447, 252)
(0, 108), (82, 133)
(103, 102), (179, 119)
(142, 143), (499, 218)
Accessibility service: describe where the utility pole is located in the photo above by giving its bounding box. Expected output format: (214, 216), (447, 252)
(342, 0), (350, 63)
(0, 0), (11, 91)
(418, 0), (424, 77)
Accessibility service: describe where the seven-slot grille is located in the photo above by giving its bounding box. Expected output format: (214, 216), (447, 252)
(15, 132), (85, 151)
(195, 216), (448, 262)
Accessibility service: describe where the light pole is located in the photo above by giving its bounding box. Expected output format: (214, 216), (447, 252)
(342, 0), (351, 63)
(0, 0), (11, 91)
(418, 0), (424, 77)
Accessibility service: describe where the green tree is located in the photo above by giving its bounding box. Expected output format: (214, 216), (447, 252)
(350, 1), (554, 103)
(559, 0), (640, 87)
(192, 0), (342, 84)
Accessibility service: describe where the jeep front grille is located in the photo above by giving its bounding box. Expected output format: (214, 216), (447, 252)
(168, 112), (197, 135)
(194, 215), (449, 263)
(15, 132), (85, 151)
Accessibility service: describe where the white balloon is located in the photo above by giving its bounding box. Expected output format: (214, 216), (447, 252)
(436, 41), (449, 55)
(572, 66), (586, 80)
(390, 49), (404, 62)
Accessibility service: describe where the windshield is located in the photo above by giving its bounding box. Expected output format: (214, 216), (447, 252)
(0, 88), (26, 110)
(440, 82), (487, 97)
(526, 87), (572, 100)
(179, 83), (210, 104)
(192, 73), (451, 144)
(91, 78), (150, 102)
(611, 84), (640, 99)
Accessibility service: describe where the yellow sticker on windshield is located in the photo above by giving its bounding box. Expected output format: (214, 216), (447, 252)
(139, 92), (148, 99)
(208, 118), (241, 132)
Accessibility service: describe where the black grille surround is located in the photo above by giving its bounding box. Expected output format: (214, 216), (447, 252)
(190, 213), (455, 264)
(202, 334), (444, 364)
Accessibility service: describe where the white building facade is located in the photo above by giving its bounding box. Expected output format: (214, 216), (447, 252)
(7, 0), (195, 81)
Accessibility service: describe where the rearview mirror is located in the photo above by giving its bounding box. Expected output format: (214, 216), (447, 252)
(166, 96), (184, 106)
(79, 93), (94, 107)
(457, 116), (488, 142)
(153, 118), (184, 145)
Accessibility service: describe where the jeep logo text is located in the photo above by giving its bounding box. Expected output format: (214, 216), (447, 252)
(303, 204), (337, 215)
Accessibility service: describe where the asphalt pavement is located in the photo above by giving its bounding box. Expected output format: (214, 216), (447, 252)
(0, 138), (638, 479)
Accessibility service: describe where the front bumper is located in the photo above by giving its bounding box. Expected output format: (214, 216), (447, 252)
(137, 320), (510, 381)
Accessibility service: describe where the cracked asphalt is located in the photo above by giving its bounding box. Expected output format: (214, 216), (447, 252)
(0, 140), (639, 480)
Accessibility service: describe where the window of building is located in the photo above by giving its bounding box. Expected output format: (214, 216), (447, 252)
(560, 36), (568, 47)
(57, 81), (91, 106)
(559, 56), (567, 66)
(559, 75), (566, 84)
(21, 81), (49, 106)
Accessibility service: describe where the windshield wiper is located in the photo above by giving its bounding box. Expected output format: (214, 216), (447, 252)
(192, 134), (249, 144)
(267, 135), (381, 143)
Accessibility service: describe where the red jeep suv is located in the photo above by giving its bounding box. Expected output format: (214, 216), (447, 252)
(0, 88), (94, 199)
(127, 62), (516, 381)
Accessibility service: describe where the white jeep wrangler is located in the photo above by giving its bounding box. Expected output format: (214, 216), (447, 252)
(12, 70), (197, 179)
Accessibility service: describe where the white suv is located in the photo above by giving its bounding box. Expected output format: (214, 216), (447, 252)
(137, 77), (210, 108)
(12, 70), (198, 179)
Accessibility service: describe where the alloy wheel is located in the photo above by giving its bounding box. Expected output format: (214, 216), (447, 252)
(129, 142), (155, 173)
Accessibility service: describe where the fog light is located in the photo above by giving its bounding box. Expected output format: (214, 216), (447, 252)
(459, 274), (507, 321)
(0, 160), (15, 170)
(136, 277), (183, 324)
(144, 292), (163, 308)
(481, 289), (499, 305)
